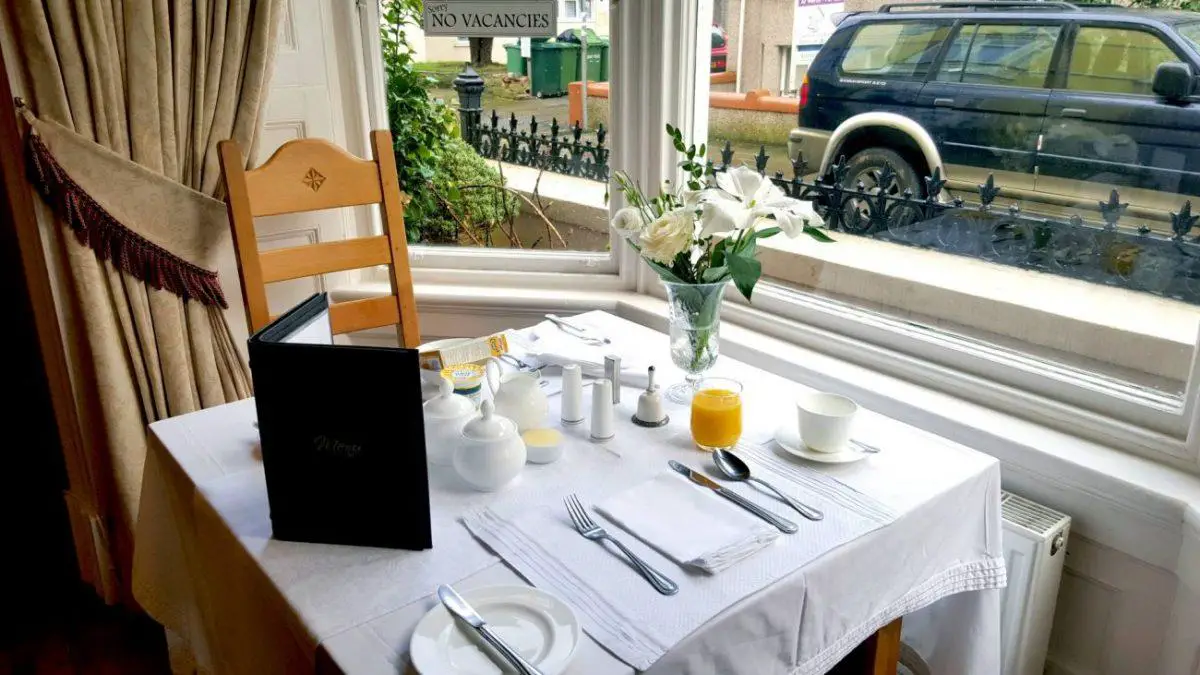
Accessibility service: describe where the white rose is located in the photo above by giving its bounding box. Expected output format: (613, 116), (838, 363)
(610, 206), (643, 233)
(640, 208), (695, 265)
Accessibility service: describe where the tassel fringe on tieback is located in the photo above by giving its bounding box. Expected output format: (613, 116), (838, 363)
(25, 131), (229, 308)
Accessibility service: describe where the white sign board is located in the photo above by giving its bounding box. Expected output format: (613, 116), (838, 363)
(793, 0), (843, 48)
(423, 1), (558, 37)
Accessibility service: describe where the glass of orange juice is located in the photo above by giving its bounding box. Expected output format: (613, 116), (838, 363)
(690, 378), (743, 451)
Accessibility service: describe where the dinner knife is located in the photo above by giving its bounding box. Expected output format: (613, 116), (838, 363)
(437, 584), (545, 675)
(668, 460), (799, 534)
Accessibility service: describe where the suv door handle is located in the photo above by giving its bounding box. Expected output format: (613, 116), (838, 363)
(1060, 107), (1087, 118)
(933, 97), (955, 107)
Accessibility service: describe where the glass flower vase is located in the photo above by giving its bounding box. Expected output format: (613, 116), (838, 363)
(663, 280), (728, 403)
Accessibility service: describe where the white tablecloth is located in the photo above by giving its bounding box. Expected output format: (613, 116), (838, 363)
(132, 311), (1005, 675)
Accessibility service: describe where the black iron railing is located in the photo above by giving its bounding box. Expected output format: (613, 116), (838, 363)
(711, 141), (1200, 307)
(446, 59), (1200, 305)
(462, 110), (610, 182)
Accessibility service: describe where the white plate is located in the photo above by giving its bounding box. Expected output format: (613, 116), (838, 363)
(410, 585), (581, 675)
(774, 425), (869, 464)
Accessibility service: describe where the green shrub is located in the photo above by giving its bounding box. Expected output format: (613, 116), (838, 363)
(425, 138), (521, 244)
(380, 1), (520, 244)
(380, 0), (455, 242)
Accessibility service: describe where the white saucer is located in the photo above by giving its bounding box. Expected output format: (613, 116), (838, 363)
(774, 425), (868, 464)
(410, 585), (581, 675)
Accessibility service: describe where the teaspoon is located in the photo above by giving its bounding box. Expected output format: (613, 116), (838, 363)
(712, 449), (824, 521)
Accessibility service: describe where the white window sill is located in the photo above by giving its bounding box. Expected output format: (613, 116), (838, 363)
(334, 282), (1200, 571)
(757, 230), (1199, 386)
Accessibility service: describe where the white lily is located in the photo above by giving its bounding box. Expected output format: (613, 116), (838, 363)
(697, 165), (819, 238)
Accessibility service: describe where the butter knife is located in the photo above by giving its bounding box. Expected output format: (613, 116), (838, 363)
(668, 460), (799, 534)
(437, 584), (545, 675)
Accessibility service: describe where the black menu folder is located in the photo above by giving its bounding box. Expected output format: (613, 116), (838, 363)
(248, 293), (431, 550)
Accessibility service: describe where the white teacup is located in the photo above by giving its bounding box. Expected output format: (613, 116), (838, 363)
(797, 392), (858, 453)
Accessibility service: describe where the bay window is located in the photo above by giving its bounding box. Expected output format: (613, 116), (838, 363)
(350, 0), (1200, 469)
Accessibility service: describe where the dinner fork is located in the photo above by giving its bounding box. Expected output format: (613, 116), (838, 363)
(564, 494), (679, 596)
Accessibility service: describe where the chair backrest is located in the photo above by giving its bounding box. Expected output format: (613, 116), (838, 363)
(217, 131), (420, 347)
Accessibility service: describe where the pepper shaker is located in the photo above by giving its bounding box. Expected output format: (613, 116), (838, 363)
(590, 379), (615, 441)
(561, 363), (584, 426)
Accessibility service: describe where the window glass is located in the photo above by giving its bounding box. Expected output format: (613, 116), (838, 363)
(938, 23), (1059, 87)
(1067, 27), (1178, 95)
(702, 2), (1200, 433)
(378, 0), (612, 255)
(840, 22), (946, 79)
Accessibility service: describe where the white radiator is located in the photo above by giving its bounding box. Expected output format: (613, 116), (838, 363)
(999, 491), (1072, 675)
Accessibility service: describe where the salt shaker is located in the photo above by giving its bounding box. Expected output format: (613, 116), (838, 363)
(590, 379), (615, 441)
(561, 363), (584, 426)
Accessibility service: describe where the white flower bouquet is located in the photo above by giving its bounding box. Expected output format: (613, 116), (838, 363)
(611, 124), (832, 302)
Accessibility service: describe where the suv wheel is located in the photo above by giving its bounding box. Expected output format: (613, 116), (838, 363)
(840, 147), (922, 234)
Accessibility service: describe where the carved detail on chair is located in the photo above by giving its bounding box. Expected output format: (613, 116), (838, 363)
(302, 168), (325, 192)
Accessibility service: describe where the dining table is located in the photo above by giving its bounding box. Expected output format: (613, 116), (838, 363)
(132, 310), (1006, 675)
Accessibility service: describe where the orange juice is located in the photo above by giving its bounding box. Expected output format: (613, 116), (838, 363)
(690, 379), (743, 450)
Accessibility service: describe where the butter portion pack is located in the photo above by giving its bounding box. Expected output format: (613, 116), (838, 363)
(419, 333), (509, 371)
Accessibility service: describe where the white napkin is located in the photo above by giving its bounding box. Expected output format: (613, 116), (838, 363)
(596, 471), (779, 573)
(505, 321), (653, 389)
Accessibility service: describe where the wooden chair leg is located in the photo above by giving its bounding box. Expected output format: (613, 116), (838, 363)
(863, 618), (904, 675)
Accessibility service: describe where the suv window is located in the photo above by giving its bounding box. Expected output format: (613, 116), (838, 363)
(1182, 22), (1200, 51)
(840, 21), (948, 79)
(1067, 27), (1179, 95)
(935, 23), (1061, 88)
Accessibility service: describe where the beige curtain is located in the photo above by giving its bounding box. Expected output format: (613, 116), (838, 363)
(9, 0), (283, 601)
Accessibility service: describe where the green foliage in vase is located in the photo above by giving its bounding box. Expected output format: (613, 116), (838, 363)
(610, 124), (833, 302)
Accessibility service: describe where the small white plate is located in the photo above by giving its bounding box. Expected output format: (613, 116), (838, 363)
(774, 425), (869, 464)
(410, 585), (581, 675)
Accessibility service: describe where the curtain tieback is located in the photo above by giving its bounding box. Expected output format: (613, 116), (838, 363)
(24, 127), (229, 309)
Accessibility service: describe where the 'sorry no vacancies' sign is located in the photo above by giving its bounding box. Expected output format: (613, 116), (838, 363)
(423, 1), (558, 37)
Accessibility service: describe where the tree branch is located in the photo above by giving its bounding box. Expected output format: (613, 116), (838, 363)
(429, 187), (484, 246)
(457, 183), (569, 249)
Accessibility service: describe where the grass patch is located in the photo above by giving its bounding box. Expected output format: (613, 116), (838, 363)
(416, 61), (530, 102)
(415, 61), (507, 88)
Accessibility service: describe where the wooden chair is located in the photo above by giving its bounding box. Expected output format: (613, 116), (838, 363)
(217, 131), (421, 347)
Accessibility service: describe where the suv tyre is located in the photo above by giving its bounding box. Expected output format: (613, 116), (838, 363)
(840, 147), (922, 234)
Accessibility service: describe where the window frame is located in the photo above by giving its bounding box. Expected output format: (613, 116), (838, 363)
(354, 0), (624, 287)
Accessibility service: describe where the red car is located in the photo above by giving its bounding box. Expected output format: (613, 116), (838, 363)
(711, 25), (728, 73)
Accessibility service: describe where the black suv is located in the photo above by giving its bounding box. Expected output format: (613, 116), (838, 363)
(788, 1), (1200, 229)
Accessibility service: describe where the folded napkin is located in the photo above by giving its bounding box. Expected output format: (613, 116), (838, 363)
(506, 320), (653, 390)
(597, 471), (779, 573)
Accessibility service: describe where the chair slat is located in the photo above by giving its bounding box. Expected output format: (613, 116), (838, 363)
(259, 236), (392, 283)
(329, 296), (401, 335)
